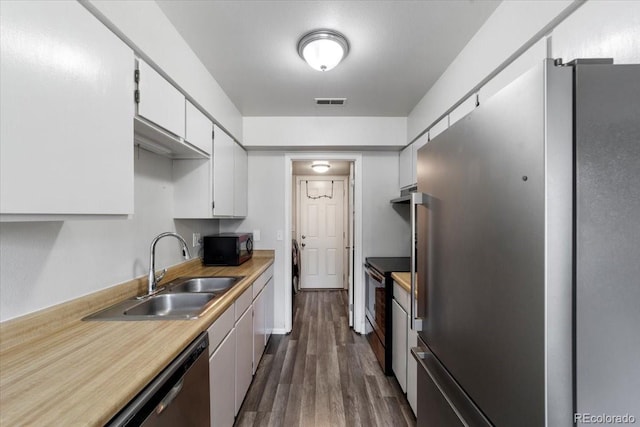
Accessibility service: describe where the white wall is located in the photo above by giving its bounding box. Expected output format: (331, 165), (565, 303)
(408, 0), (640, 143)
(220, 151), (410, 332)
(84, 0), (242, 141)
(0, 149), (219, 321)
(243, 117), (406, 148)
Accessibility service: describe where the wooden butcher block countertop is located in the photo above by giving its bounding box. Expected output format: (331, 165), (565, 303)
(0, 251), (274, 426)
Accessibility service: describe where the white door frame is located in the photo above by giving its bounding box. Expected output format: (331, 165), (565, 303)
(295, 175), (348, 290)
(284, 153), (364, 334)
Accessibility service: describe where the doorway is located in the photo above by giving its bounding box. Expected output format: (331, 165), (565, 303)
(284, 153), (364, 333)
(295, 174), (347, 290)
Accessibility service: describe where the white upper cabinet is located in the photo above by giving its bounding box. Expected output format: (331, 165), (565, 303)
(412, 132), (429, 185)
(185, 101), (212, 155)
(399, 143), (414, 189)
(173, 125), (248, 218)
(233, 143), (248, 217)
(173, 158), (213, 218)
(212, 125), (235, 217)
(0, 0), (134, 218)
(136, 59), (185, 138)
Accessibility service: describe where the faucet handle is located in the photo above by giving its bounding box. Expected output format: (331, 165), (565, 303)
(155, 268), (167, 284)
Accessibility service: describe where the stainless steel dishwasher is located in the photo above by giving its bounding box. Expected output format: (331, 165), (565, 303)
(107, 332), (210, 426)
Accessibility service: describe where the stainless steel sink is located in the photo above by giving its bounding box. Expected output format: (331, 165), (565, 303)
(166, 276), (242, 294)
(124, 293), (216, 318)
(83, 275), (243, 321)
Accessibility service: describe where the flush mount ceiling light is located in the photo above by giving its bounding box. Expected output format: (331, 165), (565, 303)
(297, 29), (350, 72)
(311, 161), (331, 173)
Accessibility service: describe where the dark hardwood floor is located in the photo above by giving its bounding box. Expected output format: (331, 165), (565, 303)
(235, 290), (416, 427)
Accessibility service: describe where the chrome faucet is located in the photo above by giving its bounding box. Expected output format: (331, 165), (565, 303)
(146, 232), (191, 297)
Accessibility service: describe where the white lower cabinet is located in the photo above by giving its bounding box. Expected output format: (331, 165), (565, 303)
(392, 298), (408, 393)
(206, 267), (274, 424)
(209, 327), (236, 427)
(393, 280), (417, 416)
(235, 302), (253, 415)
(253, 286), (266, 375)
(265, 277), (274, 341)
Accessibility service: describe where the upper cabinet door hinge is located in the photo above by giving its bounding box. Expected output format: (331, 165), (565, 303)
(134, 90), (140, 104)
(212, 127), (215, 141)
(134, 69), (140, 83)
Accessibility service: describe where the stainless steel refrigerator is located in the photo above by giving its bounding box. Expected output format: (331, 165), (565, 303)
(409, 59), (639, 426)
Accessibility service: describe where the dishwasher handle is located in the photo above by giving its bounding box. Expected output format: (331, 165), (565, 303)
(155, 378), (184, 415)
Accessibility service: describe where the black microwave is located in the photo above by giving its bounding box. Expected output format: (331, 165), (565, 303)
(203, 233), (253, 266)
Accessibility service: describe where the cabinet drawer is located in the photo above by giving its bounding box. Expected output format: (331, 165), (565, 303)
(393, 282), (410, 313)
(252, 265), (274, 299)
(235, 285), (253, 322)
(208, 303), (234, 356)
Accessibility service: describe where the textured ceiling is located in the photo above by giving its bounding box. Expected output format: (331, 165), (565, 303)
(157, 0), (500, 117)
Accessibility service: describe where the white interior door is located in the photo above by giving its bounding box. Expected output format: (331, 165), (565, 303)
(299, 178), (345, 289)
(348, 163), (355, 326)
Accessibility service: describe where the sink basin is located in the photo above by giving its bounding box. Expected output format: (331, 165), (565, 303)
(167, 276), (243, 294)
(83, 275), (243, 321)
(124, 293), (215, 318)
(83, 292), (217, 321)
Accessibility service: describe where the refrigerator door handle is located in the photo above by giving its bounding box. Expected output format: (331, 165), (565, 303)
(411, 191), (427, 331)
(411, 342), (492, 426)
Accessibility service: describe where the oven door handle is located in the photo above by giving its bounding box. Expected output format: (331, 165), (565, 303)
(365, 267), (385, 283)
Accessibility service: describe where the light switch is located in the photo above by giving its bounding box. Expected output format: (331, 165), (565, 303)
(276, 230), (283, 241)
(253, 230), (261, 241)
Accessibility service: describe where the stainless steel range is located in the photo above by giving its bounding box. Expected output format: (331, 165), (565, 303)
(364, 257), (410, 375)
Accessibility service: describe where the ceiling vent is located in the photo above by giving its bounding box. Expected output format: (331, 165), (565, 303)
(315, 97), (346, 106)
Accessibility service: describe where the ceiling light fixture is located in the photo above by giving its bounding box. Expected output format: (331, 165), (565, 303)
(311, 161), (331, 173)
(297, 29), (349, 72)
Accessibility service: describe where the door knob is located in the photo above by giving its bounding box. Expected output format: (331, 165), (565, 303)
(301, 243), (306, 248)
(301, 235), (306, 239)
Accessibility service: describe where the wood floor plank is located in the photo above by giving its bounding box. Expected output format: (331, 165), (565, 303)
(299, 354), (316, 427)
(258, 335), (289, 412)
(235, 290), (416, 427)
(282, 381), (303, 427)
(268, 383), (290, 427)
(235, 411), (256, 427)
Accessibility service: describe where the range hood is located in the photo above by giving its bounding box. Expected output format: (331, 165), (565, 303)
(390, 185), (417, 204)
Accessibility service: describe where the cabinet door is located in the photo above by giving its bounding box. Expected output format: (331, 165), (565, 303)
(0, 1), (133, 216)
(399, 144), (413, 189)
(235, 305), (253, 415)
(392, 299), (408, 392)
(185, 101), (212, 155)
(137, 59), (185, 138)
(212, 125), (235, 217)
(210, 328), (236, 427)
(265, 277), (274, 341)
(253, 286), (266, 374)
(233, 143), (248, 217)
(173, 158), (212, 218)
(413, 133), (429, 186)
